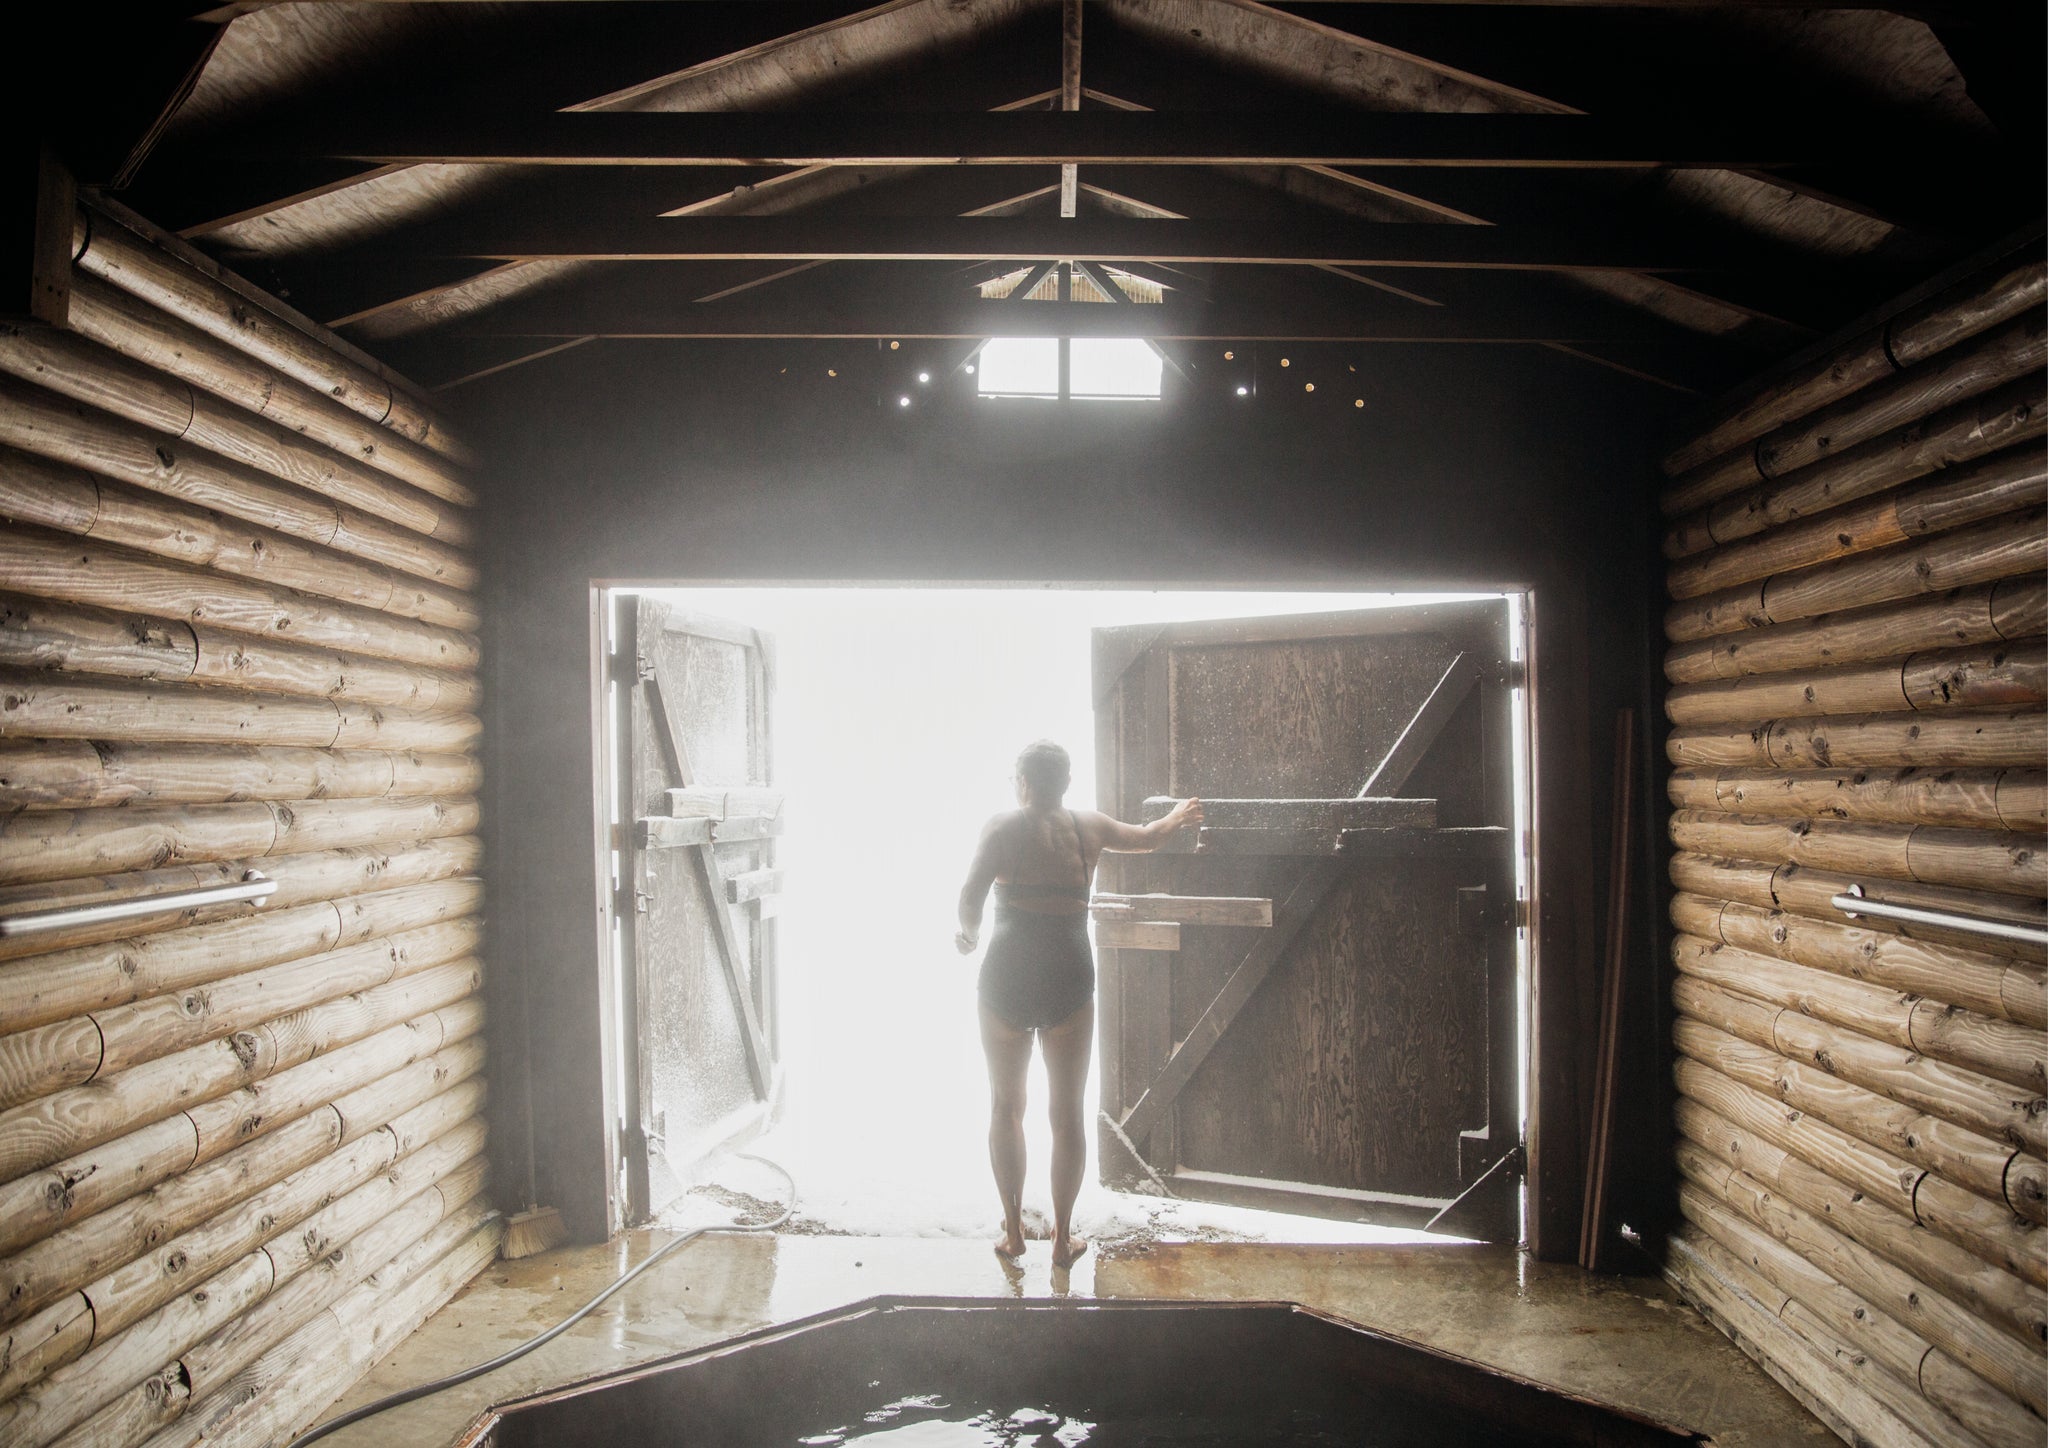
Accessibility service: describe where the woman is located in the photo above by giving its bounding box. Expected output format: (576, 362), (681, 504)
(954, 740), (1203, 1266)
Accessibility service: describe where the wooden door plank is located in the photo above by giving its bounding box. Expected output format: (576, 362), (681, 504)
(1359, 651), (1482, 797)
(1178, 824), (1511, 857)
(665, 785), (784, 820)
(639, 815), (714, 849)
(1142, 796), (1438, 830)
(1092, 893), (1273, 927)
(693, 841), (773, 1101)
(1098, 920), (1181, 952)
(725, 867), (782, 904)
(1118, 858), (1347, 1147)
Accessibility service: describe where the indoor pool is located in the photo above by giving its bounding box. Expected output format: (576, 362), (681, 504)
(458, 1297), (1705, 1447)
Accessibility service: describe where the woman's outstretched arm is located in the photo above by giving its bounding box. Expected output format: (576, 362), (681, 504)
(955, 816), (1005, 954)
(1087, 796), (1205, 853)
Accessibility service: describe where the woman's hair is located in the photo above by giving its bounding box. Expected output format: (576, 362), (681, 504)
(1015, 739), (1071, 801)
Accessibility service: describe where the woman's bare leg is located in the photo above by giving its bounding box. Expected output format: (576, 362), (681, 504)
(979, 1003), (1033, 1259)
(1040, 999), (1095, 1268)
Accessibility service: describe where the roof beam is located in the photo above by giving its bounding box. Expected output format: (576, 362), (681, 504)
(407, 264), (1742, 349)
(361, 212), (1791, 273)
(224, 109), (1944, 171)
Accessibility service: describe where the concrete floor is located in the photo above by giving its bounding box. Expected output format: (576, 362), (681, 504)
(312, 1230), (1831, 1446)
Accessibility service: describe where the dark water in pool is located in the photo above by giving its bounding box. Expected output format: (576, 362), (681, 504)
(791, 1391), (1371, 1445)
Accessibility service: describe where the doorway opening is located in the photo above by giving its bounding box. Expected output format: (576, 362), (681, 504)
(596, 586), (1533, 1254)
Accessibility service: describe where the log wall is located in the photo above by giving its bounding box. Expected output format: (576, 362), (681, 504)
(0, 201), (497, 1448)
(1658, 243), (2048, 1448)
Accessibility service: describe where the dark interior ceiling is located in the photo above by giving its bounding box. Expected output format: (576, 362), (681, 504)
(24, 0), (2044, 398)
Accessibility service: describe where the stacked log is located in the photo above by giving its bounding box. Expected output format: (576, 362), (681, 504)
(1660, 244), (2048, 1447)
(0, 202), (494, 1448)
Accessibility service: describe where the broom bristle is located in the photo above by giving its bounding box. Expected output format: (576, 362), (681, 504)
(501, 1205), (569, 1260)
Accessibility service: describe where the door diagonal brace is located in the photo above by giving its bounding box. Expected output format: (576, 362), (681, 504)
(1359, 651), (1478, 798)
(692, 840), (775, 1100)
(1117, 857), (1345, 1146)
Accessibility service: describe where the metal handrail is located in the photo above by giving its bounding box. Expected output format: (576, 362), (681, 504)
(1832, 884), (2048, 949)
(0, 872), (277, 939)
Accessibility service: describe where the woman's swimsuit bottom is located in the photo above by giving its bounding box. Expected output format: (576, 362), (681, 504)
(978, 812), (1094, 1031)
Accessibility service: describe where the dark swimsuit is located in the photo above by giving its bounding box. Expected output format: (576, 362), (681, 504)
(978, 811), (1095, 1030)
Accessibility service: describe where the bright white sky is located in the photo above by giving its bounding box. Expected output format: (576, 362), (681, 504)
(644, 587), (1489, 1246)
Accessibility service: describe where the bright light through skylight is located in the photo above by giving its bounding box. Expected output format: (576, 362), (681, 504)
(977, 337), (1165, 401)
(976, 337), (1059, 398)
(1070, 338), (1162, 400)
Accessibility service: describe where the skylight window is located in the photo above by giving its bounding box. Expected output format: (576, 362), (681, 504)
(1070, 338), (1162, 400)
(976, 338), (1060, 398)
(976, 337), (1164, 402)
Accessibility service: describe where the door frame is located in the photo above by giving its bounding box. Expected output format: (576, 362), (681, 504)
(574, 579), (1585, 1251)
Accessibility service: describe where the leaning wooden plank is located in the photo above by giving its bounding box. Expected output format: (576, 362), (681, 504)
(1119, 860), (1347, 1147)
(724, 867), (782, 904)
(1096, 920), (1180, 952)
(1091, 894), (1272, 927)
(1140, 796), (1436, 830)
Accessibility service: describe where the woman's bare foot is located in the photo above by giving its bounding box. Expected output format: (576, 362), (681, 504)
(1052, 1233), (1089, 1268)
(994, 1227), (1027, 1260)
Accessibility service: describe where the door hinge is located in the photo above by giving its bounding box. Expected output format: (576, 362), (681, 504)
(1503, 659), (1527, 689)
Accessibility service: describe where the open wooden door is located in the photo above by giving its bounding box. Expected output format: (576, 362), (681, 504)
(615, 597), (782, 1220)
(1093, 600), (1522, 1238)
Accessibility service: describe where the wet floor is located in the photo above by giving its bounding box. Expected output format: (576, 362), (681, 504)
(314, 1235), (1832, 1447)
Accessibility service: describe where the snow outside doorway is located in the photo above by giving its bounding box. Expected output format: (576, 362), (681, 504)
(627, 587), (1515, 1249)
